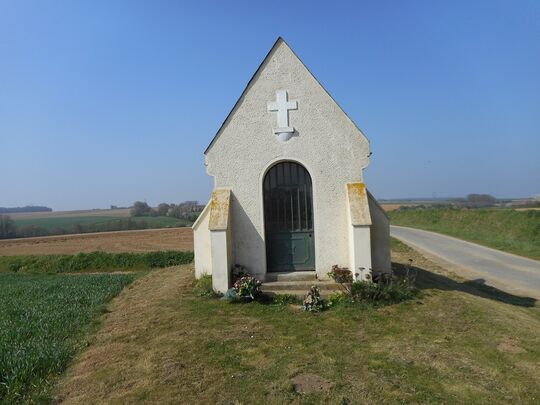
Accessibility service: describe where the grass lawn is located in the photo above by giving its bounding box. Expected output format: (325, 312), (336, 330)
(390, 208), (540, 260)
(55, 248), (540, 404)
(0, 272), (136, 403)
(14, 215), (128, 230)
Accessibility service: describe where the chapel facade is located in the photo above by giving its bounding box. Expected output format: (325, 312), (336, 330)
(192, 38), (390, 292)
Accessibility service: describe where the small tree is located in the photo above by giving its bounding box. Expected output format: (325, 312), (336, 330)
(167, 201), (204, 219)
(130, 201), (152, 217)
(156, 203), (170, 216)
(466, 194), (496, 208)
(167, 204), (184, 219)
(0, 215), (16, 239)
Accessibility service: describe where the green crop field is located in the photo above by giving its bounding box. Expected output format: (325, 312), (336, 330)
(390, 208), (540, 260)
(0, 272), (135, 403)
(13, 215), (187, 232)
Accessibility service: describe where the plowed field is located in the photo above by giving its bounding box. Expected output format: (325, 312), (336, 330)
(0, 228), (194, 256)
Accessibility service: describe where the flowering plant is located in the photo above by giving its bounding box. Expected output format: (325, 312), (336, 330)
(233, 276), (262, 300)
(303, 286), (325, 312)
(328, 265), (353, 284)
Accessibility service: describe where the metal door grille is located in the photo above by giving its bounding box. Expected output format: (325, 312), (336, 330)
(263, 162), (313, 233)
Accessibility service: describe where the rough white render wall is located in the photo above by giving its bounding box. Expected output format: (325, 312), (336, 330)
(192, 202), (212, 278)
(368, 193), (391, 273)
(210, 230), (230, 293)
(348, 225), (373, 281)
(205, 40), (371, 279)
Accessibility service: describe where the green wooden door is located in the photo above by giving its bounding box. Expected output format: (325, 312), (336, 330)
(263, 162), (315, 272)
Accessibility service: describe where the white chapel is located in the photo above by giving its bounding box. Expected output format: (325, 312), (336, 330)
(192, 38), (390, 292)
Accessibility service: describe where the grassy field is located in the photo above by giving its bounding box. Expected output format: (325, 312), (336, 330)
(7, 208), (131, 220)
(0, 272), (136, 403)
(13, 215), (187, 232)
(0, 227), (194, 256)
(390, 208), (540, 260)
(55, 251), (540, 404)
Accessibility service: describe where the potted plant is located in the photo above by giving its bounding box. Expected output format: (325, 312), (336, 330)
(232, 275), (262, 302)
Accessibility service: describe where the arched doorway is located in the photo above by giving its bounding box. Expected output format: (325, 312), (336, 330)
(263, 161), (315, 272)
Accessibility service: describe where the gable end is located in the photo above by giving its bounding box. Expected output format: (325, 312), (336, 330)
(204, 37), (370, 155)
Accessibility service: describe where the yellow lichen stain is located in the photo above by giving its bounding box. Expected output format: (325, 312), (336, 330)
(347, 182), (366, 198)
(209, 189), (231, 230)
(347, 183), (371, 226)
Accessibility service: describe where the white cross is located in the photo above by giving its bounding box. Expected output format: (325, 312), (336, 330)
(267, 90), (297, 134)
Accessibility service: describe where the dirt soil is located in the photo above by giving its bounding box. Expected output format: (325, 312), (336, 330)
(0, 228), (194, 256)
(291, 373), (332, 394)
(380, 204), (419, 212)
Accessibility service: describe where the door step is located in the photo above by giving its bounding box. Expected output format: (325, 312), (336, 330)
(263, 290), (336, 299)
(262, 280), (341, 291)
(261, 280), (344, 299)
(265, 271), (317, 282)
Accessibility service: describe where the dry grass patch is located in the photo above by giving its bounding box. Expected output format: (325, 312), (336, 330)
(54, 249), (540, 404)
(291, 373), (332, 394)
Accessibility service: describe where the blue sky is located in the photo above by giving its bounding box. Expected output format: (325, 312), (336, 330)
(1, 0), (539, 210)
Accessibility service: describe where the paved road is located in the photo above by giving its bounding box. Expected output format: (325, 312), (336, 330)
(390, 225), (540, 299)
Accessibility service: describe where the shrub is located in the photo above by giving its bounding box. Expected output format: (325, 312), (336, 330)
(145, 251), (192, 268)
(327, 291), (349, 307)
(350, 277), (417, 304)
(0, 251), (194, 274)
(328, 265), (353, 284)
(303, 286), (325, 312)
(196, 275), (217, 297)
(272, 294), (301, 306)
(233, 276), (262, 300)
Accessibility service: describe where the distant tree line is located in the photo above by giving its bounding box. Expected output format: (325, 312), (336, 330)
(130, 201), (204, 223)
(0, 201), (205, 240)
(396, 194), (498, 211)
(502, 197), (540, 209)
(0, 206), (52, 214)
(454, 194), (497, 208)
